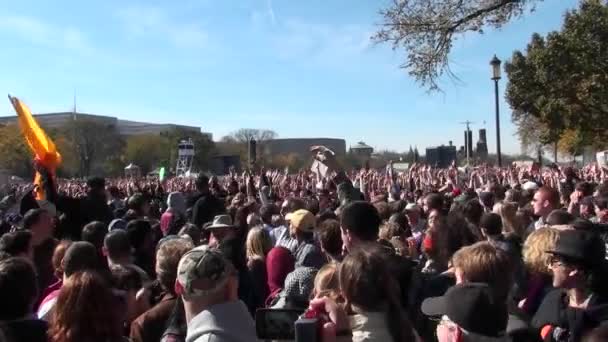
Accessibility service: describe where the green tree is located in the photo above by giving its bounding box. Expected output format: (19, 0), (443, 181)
(0, 125), (33, 177)
(374, 0), (542, 91)
(60, 119), (124, 176)
(220, 128), (278, 165)
(124, 134), (171, 174)
(505, 0), (608, 160)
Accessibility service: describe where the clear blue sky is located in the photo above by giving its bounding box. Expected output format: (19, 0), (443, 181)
(0, 0), (579, 154)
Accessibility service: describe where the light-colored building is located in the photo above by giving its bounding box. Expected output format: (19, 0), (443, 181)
(0, 112), (211, 138)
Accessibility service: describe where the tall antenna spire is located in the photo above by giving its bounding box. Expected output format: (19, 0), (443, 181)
(73, 89), (77, 114)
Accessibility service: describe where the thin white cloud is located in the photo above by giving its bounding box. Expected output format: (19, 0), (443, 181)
(266, 0), (277, 25)
(272, 19), (373, 66)
(115, 6), (208, 49)
(0, 15), (93, 53)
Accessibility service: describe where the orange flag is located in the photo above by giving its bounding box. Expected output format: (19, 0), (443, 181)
(8, 95), (62, 199)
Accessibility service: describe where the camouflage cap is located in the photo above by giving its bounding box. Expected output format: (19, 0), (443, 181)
(177, 245), (235, 300)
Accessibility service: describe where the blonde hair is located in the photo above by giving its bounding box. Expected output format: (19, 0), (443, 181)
(493, 201), (524, 237)
(379, 222), (403, 242)
(313, 263), (341, 301)
(523, 227), (559, 276)
(452, 241), (513, 301)
(246, 227), (272, 261)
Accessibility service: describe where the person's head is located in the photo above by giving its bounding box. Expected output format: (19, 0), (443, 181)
(463, 199), (483, 226)
(175, 246), (239, 322)
(103, 229), (132, 263)
(126, 219), (153, 254)
(156, 237), (194, 294)
(522, 227), (559, 277)
(432, 213), (478, 267)
(108, 185), (120, 199)
(246, 226), (272, 261)
(422, 283), (509, 341)
(195, 174), (210, 193)
(532, 187), (560, 218)
(0, 257), (38, 320)
(593, 196), (608, 223)
(167, 192), (186, 216)
(0, 230), (33, 261)
(266, 247), (295, 296)
(580, 196), (595, 219)
(282, 198), (306, 216)
(373, 202), (390, 222)
(62, 241), (101, 280)
(86, 176), (106, 197)
(479, 192), (495, 210)
(546, 230), (606, 290)
(379, 222), (405, 242)
(424, 193), (444, 214)
(493, 201), (523, 237)
(451, 241), (513, 302)
(259, 204), (277, 226)
(546, 209), (575, 226)
(110, 265), (143, 322)
(340, 201), (381, 252)
(312, 263), (341, 301)
(52, 240), (73, 279)
(339, 243), (416, 342)
(50, 271), (123, 342)
(479, 213), (502, 238)
(287, 209), (315, 241)
(81, 221), (107, 252)
(318, 219), (343, 261)
(22, 208), (53, 245)
(404, 203), (421, 225)
(206, 215), (237, 244)
(178, 223), (202, 245)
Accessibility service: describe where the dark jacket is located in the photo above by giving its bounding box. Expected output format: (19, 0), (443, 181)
(532, 289), (608, 342)
(191, 193), (224, 228)
(1, 318), (48, 342)
(130, 293), (177, 342)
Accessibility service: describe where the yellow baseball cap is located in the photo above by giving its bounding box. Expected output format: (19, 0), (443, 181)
(285, 209), (315, 233)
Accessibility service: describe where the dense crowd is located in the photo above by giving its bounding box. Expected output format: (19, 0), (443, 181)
(1, 153), (608, 342)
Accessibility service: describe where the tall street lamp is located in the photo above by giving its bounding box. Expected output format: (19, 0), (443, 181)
(490, 55), (502, 167)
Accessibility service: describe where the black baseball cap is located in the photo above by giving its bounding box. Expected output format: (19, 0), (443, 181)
(546, 230), (606, 268)
(421, 283), (508, 337)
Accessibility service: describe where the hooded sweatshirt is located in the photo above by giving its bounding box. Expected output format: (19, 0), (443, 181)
(186, 300), (256, 342)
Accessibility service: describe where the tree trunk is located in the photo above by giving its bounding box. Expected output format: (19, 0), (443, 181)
(553, 141), (558, 163)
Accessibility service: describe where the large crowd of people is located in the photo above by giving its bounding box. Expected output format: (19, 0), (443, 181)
(1, 153), (608, 342)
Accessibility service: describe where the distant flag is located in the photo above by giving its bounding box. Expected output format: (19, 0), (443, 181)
(8, 95), (62, 199)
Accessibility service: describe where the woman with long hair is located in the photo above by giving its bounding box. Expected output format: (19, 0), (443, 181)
(338, 244), (418, 342)
(49, 271), (126, 342)
(519, 227), (559, 315)
(245, 227), (272, 309)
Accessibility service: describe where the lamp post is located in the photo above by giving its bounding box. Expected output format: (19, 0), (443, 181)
(490, 55), (502, 167)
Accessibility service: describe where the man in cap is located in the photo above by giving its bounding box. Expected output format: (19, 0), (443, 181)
(533, 230), (608, 342)
(287, 209), (325, 269)
(176, 245), (256, 342)
(422, 283), (510, 341)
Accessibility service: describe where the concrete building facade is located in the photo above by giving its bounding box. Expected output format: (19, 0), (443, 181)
(0, 112), (210, 138)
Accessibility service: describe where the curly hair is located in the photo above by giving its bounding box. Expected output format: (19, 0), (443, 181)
(523, 227), (559, 276)
(49, 271), (123, 342)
